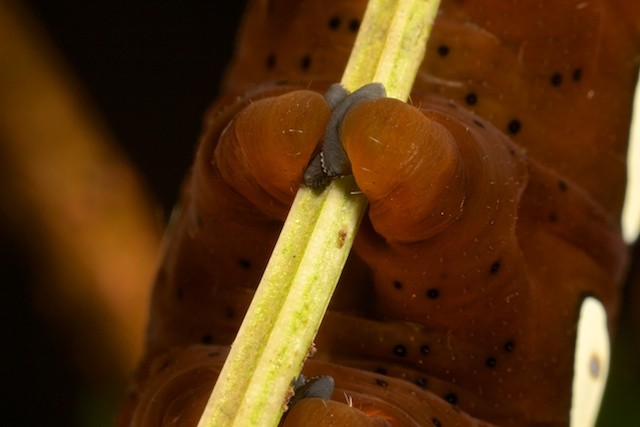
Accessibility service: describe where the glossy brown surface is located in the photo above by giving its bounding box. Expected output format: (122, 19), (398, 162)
(122, 1), (639, 425)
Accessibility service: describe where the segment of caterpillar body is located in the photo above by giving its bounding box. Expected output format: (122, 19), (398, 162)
(120, 0), (640, 425)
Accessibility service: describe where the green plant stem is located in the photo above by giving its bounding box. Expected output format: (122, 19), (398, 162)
(198, 0), (441, 426)
(342, 0), (438, 99)
(199, 178), (366, 427)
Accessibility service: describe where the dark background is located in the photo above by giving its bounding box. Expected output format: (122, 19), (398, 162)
(0, 2), (247, 425)
(22, 1), (248, 212)
(0, 2), (637, 426)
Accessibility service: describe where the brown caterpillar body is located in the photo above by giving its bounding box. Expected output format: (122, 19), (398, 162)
(120, 1), (640, 425)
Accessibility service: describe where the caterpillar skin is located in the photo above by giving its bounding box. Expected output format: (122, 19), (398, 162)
(120, 1), (640, 426)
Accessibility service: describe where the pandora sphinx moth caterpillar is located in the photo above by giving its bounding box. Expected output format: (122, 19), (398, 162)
(119, 0), (640, 425)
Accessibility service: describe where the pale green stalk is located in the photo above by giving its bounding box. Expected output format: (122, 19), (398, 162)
(198, 0), (441, 426)
(342, 0), (439, 98)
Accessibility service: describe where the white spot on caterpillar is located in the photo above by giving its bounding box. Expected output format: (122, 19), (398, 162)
(570, 297), (610, 427)
(622, 69), (640, 243)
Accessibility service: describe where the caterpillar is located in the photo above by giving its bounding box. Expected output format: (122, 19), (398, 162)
(119, 0), (640, 426)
